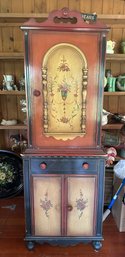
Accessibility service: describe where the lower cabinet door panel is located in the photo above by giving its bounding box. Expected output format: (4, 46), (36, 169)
(32, 175), (62, 236)
(31, 174), (97, 237)
(66, 175), (97, 236)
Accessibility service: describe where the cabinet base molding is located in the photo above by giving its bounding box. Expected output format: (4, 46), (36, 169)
(25, 236), (103, 250)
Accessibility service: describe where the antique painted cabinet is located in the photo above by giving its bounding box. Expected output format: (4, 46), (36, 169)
(21, 8), (109, 250)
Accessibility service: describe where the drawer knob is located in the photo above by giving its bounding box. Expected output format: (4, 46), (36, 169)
(82, 162), (89, 169)
(40, 162), (47, 170)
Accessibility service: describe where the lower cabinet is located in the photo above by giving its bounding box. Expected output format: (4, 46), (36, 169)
(23, 156), (105, 250)
(32, 175), (97, 237)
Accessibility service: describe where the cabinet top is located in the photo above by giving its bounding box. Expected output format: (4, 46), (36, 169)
(21, 7), (109, 32)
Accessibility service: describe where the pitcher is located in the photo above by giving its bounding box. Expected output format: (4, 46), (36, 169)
(3, 75), (14, 90)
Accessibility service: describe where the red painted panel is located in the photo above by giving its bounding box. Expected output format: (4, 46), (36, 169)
(28, 31), (100, 148)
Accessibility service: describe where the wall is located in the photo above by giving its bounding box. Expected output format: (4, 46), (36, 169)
(0, 0), (125, 14)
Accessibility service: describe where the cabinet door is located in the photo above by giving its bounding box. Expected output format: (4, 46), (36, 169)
(27, 31), (102, 149)
(31, 174), (97, 237)
(66, 175), (97, 236)
(31, 175), (62, 236)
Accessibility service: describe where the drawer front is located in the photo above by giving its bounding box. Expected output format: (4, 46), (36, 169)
(30, 157), (98, 174)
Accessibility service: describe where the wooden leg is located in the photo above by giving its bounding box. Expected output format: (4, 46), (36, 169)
(26, 241), (35, 250)
(92, 241), (102, 251)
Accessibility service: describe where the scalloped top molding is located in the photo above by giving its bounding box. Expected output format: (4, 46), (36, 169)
(21, 7), (109, 31)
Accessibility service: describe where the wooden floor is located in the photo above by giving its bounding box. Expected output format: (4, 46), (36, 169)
(0, 195), (125, 257)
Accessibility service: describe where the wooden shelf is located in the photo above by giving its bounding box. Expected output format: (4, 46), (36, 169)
(0, 53), (124, 61)
(97, 14), (125, 26)
(0, 52), (24, 59)
(0, 12), (48, 24)
(0, 13), (48, 19)
(0, 90), (25, 95)
(102, 123), (124, 130)
(0, 13), (125, 25)
(0, 13), (125, 20)
(106, 54), (125, 61)
(98, 14), (125, 21)
(104, 91), (125, 96)
(0, 124), (27, 130)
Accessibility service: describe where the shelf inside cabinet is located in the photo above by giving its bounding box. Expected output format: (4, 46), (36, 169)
(0, 124), (27, 130)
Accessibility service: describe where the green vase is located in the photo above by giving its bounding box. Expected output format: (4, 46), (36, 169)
(121, 41), (125, 54)
(107, 77), (116, 92)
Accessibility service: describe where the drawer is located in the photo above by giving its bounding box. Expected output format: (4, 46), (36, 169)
(30, 157), (98, 174)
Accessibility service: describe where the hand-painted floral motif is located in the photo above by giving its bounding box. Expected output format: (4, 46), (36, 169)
(0, 162), (14, 185)
(57, 56), (70, 72)
(42, 43), (88, 139)
(47, 55), (81, 130)
(40, 192), (53, 218)
(75, 189), (88, 219)
(58, 80), (71, 101)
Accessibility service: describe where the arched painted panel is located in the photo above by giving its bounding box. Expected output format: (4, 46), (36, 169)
(42, 43), (88, 140)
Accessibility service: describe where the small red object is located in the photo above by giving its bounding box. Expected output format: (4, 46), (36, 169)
(82, 163), (89, 169)
(40, 162), (47, 169)
(33, 89), (41, 97)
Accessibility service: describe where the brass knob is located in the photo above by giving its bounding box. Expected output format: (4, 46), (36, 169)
(67, 205), (73, 211)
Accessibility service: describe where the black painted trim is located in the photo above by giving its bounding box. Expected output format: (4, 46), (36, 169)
(96, 33), (107, 147)
(24, 31), (32, 147)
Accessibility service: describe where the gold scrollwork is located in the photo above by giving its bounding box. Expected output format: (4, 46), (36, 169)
(42, 67), (48, 133)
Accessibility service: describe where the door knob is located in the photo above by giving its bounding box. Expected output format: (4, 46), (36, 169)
(67, 205), (73, 211)
(33, 89), (41, 96)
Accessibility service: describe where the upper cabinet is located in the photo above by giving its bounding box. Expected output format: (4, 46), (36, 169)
(0, 0), (125, 152)
(21, 8), (109, 153)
